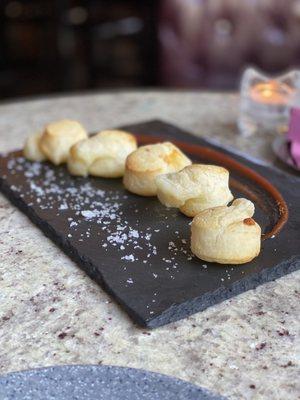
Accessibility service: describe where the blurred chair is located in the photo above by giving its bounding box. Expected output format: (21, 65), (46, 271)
(159, 0), (300, 89)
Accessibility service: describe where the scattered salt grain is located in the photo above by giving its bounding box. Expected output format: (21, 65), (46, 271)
(129, 230), (139, 238)
(81, 210), (98, 219)
(122, 255), (135, 262)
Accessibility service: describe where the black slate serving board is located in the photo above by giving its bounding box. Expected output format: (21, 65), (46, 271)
(0, 120), (299, 328)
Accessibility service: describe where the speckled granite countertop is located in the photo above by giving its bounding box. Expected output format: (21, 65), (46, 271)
(0, 91), (299, 400)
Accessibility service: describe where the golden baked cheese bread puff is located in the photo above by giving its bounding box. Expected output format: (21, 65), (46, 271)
(67, 130), (137, 178)
(191, 198), (261, 264)
(123, 142), (192, 196)
(23, 132), (46, 162)
(156, 164), (233, 217)
(39, 119), (87, 165)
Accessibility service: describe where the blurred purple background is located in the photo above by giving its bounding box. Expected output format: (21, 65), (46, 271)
(1, 0), (300, 99)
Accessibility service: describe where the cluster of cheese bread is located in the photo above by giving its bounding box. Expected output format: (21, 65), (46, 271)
(123, 142), (261, 264)
(24, 119), (137, 178)
(24, 119), (261, 265)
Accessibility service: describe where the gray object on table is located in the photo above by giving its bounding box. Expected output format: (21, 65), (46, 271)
(0, 365), (226, 400)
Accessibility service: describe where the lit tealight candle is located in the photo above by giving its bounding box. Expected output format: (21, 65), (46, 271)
(239, 68), (300, 136)
(250, 81), (294, 106)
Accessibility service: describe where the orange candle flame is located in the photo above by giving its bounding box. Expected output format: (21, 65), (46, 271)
(250, 81), (294, 105)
